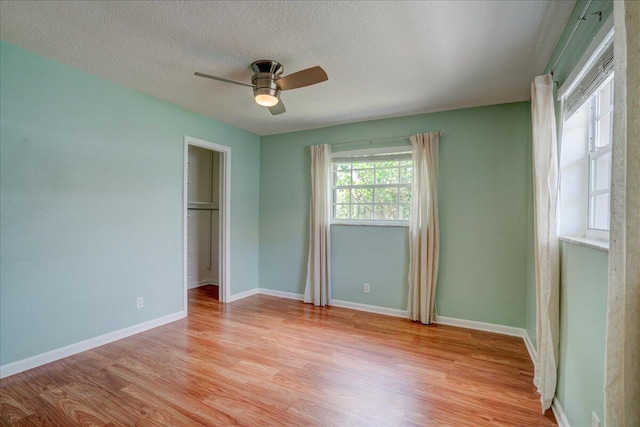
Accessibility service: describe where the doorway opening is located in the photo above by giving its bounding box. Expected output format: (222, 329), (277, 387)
(183, 136), (231, 313)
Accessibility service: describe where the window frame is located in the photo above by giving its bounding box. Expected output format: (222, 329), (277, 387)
(330, 146), (412, 226)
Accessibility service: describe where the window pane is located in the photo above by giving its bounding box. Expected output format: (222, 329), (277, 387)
(375, 168), (399, 184)
(334, 204), (350, 219)
(352, 162), (373, 170)
(397, 160), (412, 167)
(598, 80), (613, 114)
(335, 163), (351, 172)
(591, 152), (611, 192)
(400, 167), (412, 184)
(335, 171), (351, 186)
(400, 203), (411, 220)
(335, 189), (350, 203)
(399, 187), (411, 203)
(596, 112), (612, 148)
(590, 193), (610, 230)
(351, 188), (373, 203)
(352, 169), (374, 185)
(352, 204), (372, 220)
(374, 187), (398, 203)
(373, 160), (397, 168)
(374, 204), (398, 220)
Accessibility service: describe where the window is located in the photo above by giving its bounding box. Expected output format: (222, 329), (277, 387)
(587, 76), (613, 231)
(559, 30), (613, 242)
(331, 151), (412, 224)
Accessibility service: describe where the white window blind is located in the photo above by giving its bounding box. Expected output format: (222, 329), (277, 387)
(565, 43), (614, 118)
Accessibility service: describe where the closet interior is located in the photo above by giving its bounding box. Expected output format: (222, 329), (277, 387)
(187, 145), (220, 296)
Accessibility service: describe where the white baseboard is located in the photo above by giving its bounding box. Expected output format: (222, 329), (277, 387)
(331, 299), (408, 318)
(258, 288), (304, 301)
(522, 330), (537, 367)
(435, 315), (526, 337)
(227, 287), (259, 303)
(552, 398), (570, 427)
(0, 311), (186, 379)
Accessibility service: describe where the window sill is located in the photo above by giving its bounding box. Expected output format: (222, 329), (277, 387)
(331, 221), (409, 228)
(559, 235), (609, 252)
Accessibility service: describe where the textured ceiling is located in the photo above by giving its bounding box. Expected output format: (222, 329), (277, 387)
(0, 1), (575, 136)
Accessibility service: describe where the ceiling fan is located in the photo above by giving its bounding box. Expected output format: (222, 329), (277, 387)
(195, 60), (328, 115)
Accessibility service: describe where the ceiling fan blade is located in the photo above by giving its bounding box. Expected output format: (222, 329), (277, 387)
(276, 66), (328, 91)
(194, 72), (254, 88)
(268, 100), (286, 115)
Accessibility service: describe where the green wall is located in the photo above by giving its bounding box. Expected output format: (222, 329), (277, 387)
(0, 42), (261, 365)
(557, 242), (608, 427)
(331, 225), (409, 309)
(260, 102), (532, 326)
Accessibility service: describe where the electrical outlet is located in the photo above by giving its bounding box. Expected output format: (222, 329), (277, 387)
(591, 412), (600, 427)
(136, 297), (144, 309)
(364, 283), (370, 293)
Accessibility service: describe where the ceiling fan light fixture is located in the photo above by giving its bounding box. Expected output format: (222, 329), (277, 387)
(195, 59), (326, 116)
(254, 92), (279, 107)
(252, 74), (281, 107)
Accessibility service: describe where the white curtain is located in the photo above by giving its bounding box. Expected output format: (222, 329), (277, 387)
(303, 144), (332, 306)
(531, 73), (560, 413)
(407, 132), (440, 324)
(605, 2), (640, 425)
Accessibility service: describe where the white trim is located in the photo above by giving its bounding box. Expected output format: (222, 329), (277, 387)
(523, 329), (537, 368)
(331, 299), (408, 318)
(227, 288), (260, 303)
(552, 398), (571, 427)
(435, 316), (526, 337)
(0, 311), (185, 379)
(559, 235), (609, 252)
(258, 288), (304, 301)
(558, 15), (614, 99)
(184, 136), (231, 307)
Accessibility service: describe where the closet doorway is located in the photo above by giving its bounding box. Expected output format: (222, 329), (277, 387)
(183, 136), (231, 311)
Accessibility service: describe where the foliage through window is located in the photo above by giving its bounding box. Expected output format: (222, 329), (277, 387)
(332, 153), (412, 222)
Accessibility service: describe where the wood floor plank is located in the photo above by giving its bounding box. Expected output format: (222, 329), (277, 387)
(0, 286), (556, 426)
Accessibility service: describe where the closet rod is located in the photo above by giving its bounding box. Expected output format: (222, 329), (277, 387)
(550, 0), (596, 75)
(331, 131), (444, 147)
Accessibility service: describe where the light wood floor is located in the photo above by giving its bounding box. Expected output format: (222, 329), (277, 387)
(1, 286), (556, 426)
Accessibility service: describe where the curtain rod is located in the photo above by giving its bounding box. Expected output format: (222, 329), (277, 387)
(331, 131), (444, 147)
(550, 0), (599, 75)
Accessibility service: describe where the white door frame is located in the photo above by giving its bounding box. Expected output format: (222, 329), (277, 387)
(183, 135), (231, 311)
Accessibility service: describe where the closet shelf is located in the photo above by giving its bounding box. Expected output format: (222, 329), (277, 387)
(188, 202), (219, 210)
